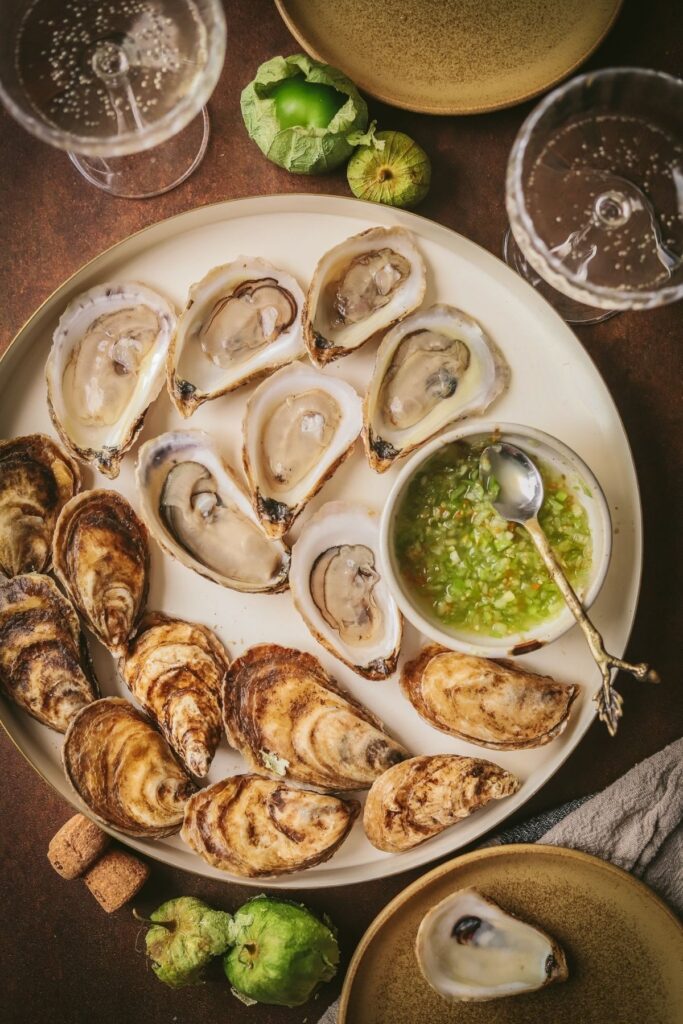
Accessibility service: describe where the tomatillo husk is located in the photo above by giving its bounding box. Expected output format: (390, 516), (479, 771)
(347, 128), (431, 208)
(141, 896), (232, 988)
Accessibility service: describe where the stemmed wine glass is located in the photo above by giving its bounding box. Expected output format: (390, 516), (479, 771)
(505, 68), (683, 324)
(0, 0), (226, 198)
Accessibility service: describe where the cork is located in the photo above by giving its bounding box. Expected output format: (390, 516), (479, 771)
(47, 814), (110, 879)
(82, 849), (150, 913)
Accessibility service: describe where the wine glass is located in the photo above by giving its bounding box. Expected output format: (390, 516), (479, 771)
(0, 0), (226, 198)
(505, 68), (683, 324)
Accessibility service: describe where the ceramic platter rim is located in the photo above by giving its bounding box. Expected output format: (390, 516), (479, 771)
(0, 194), (642, 889)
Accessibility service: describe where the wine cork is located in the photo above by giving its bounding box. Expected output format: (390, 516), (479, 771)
(82, 849), (150, 913)
(47, 813), (110, 879)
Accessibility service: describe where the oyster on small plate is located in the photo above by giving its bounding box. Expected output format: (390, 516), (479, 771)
(121, 612), (229, 778)
(243, 363), (362, 538)
(401, 645), (578, 749)
(168, 259), (305, 417)
(181, 775), (360, 877)
(304, 226), (426, 366)
(415, 888), (568, 1002)
(290, 502), (402, 679)
(363, 754), (520, 852)
(46, 283), (176, 478)
(136, 430), (290, 593)
(364, 304), (509, 472)
(223, 644), (408, 790)
(0, 434), (80, 577)
(52, 490), (149, 654)
(0, 573), (97, 732)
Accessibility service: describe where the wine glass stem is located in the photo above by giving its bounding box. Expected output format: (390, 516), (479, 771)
(91, 42), (145, 136)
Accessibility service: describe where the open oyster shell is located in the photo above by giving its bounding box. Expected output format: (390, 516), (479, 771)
(0, 434), (80, 577)
(46, 282), (176, 478)
(63, 697), (195, 838)
(402, 645), (578, 749)
(304, 226), (426, 366)
(181, 775), (360, 877)
(136, 430), (290, 593)
(364, 304), (509, 472)
(242, 362), (362, 538)
(416, 888), (568, 1002)
(167, 258), (305, 417)
(0, 573), (98, 732)
(290, 502), (402, 679)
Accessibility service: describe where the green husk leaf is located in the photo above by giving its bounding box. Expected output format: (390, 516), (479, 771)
(347, 129), (431, 208)
(143, 897), (233, 989)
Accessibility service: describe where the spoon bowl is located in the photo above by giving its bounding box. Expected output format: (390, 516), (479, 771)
(480, 441), (544, 523)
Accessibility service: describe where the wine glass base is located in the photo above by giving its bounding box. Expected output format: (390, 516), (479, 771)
(68, 108), (210, 199)
(502, 229), (618, 325)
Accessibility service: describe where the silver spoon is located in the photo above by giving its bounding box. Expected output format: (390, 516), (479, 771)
(479, 441), (659, 736)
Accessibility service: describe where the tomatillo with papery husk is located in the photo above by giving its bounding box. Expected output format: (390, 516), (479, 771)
(347, 127), (432, 208)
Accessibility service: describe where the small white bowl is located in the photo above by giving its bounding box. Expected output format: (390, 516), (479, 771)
(379, 421), (612, 657)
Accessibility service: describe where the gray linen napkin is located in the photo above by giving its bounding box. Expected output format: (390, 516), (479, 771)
(317, 737), (683, 1024)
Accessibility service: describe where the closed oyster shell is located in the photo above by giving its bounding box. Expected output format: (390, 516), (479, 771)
(63, 697), (195, 838)
(0, 573), (98, 732)
(52, 490), (149, 654)
(401, 645), (578, 749)
(363, 754), (520, 852)
(181, 775), (359, 877)
(223, 644), (408, 790)
(121, 612), (229, 778)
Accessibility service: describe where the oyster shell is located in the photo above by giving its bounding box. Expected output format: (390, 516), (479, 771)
(223, 644), (408, 790)
(243, 363), (362, 538)
(168, 259), (305, 417)
(363, 754), (520, 852)
(46, 283), (176, 478)
(121, 612), (229, 778)
(181, 775), (359, 877)
(0, 573), (98, 732)
(63, 697), (195, 838)
(52, 490), (149, 654)
(364, 304), (509, 471)
(290, 502), (402, 679)
(402, 645), (578, 749)
(136, 430), (290, 593)
(0, 434), (80, 577)
(304, 226), (426, 366)
(416, 888), (568, 1002)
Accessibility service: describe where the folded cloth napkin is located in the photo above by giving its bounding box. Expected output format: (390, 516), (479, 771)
(317, 737), (683, 1024)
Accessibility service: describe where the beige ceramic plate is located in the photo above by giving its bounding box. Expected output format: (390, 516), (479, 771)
(340, 844), (683, 1023)
(275, 0), (623, 114)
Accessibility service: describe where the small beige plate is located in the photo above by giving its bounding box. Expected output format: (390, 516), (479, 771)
(340, 845), (683, 1023)
(275, 0), (623, 115)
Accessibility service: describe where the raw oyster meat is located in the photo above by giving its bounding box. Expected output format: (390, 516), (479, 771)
(181, 775), (359, 877)
(46, 282), (176, 478)
(63, 697), (195, 838)
(121, 612), (229, 778)
(136, 430), (290, 593)
(402, 645), (578, 749)
(363, 754), (520, 852)
(0, 434), (80, 576)
(0, 573), (97, 732)
(52, 490), (149, 653)
(243, 362), (362, 538)
(290, 502), (402, 679)
(364, 304), (509, 471)
(168, 259), (305, 417)
(304, 226), (426, 366)
(223, 644), (408, 790)
(416, 888), (568, 1002)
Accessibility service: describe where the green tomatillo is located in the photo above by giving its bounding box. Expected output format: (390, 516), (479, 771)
(271, 74), (346, 130)
(140, 896), (232, 989)
(347, 127), (431, 208)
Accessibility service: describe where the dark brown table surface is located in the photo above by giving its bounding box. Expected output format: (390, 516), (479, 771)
(1, 1), (681, 1022)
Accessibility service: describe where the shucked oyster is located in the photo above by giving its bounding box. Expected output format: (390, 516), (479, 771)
(46, 283), (176, 478)
(290, 502), (402, 679)
(364, 304), (509, 472)
(136, 430), (290, 593)
(243, 363), (362, 538)
(0, 434), (80, 577)
(168, 259), (305, 417)
(304, 226), (426, 366)
(223, 644), (408, 790)
(181, 775), (359, 877)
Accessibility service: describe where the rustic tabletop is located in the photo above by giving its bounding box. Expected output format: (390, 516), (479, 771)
(1, 1), (681, 1022)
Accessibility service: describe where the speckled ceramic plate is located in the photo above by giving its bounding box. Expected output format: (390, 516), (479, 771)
(275, 0), (623, 114)
(340, 845), (683, 1023)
